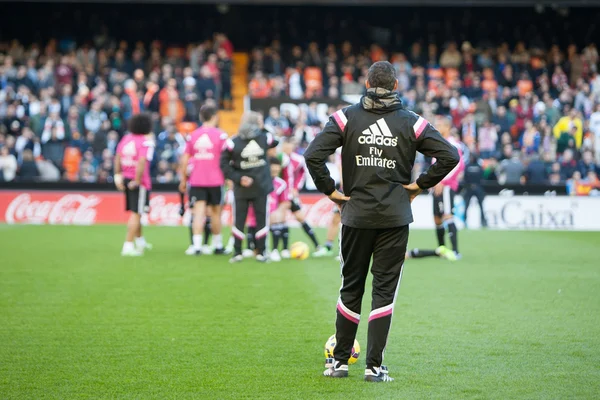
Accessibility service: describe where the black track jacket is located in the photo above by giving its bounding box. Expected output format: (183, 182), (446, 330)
(220, 130), (278, 199)
(304, 89), (460, 229)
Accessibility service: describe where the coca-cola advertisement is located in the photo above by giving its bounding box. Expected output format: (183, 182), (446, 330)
(0, 191), (332, 227)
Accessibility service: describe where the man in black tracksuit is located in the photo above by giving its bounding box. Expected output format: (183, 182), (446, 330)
(462, 153), (488, 227)
(304, 61), (459, 382)
(220, 111), (278, 262)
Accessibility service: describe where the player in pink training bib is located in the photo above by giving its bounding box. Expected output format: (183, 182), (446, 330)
(267, 157), (291, 262)
(430, 116), (466, 260)
(280, 137), (327, 257)
(114, 113), (155, 256)
(179, 105), (229, 255)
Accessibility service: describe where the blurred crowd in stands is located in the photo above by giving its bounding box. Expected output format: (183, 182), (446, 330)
(1, 5), (600, 195)
(0, 34), (233, 183)
(249, 39), (600, 194)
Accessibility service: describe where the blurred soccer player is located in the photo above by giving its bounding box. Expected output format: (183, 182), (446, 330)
(244, 206), (258, 257)
(220, 111), (279, 263)
(223, 182), (256, 256)
(324, 147), (344, 258)
(114, 113), (155, 256)
(462, 152), (488, 228)
(179, 105), (228, 255)
(406, 247), (454, 260)
(326, 207), (342, 260)
(431, 116), (465, 260)
(267, 157), (291, 262)
(279, 138), (328, 256)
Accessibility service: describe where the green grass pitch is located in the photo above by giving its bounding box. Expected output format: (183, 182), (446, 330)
(1, 225), (599, 399)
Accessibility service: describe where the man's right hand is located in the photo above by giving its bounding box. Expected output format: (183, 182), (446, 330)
(328, 190), (350, 205)
(403, 182), (423, 203)
(240, 176), (254, 187)
(433, 183), (444, 196)
(114, 174), (125, 192)
(178, 181), (187, 194)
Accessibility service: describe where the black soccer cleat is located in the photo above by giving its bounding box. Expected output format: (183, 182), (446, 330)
(364, 365), (394, 382)
(213, 247), (227, 255)
(323, 358), (349, 378)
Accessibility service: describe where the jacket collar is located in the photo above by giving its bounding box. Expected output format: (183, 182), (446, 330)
(361, 87), (404, 114)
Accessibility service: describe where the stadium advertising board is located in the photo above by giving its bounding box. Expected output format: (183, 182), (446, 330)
(0, 191), (325, 227)
(0, 190), (599, 230)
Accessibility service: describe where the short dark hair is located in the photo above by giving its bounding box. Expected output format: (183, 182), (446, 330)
(269, 157), (282, 166)
(128, 113), (152, 135)
(367, 61), (397, 91)
(199, 104), (218, 122)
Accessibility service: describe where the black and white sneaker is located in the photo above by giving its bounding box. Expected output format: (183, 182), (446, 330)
(364, 366), (394, 382)
(323, 358), (348, 378)
(229, 254), (244, 264)
(213, 247), (226, 255)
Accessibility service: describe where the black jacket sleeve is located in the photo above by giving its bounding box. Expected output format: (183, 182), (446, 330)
(414, 122), (460, 190)
(304, 117), (344, 196)
(220, 139), (243, 184)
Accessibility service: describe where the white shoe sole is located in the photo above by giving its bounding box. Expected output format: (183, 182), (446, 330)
(121, 252), (143, 257)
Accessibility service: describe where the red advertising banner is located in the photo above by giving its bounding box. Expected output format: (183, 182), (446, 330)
(0, 190), (336, 228)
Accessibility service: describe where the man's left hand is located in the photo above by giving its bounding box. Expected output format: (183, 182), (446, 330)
(128, 180), (139, 190)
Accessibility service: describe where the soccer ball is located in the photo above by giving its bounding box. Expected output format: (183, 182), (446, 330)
(289, 242), (310, 260)
(324, 334), (360, 365)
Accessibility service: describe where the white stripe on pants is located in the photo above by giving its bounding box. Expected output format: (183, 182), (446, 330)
(442, 186), (451, 215)
(138, 187), (147, 215)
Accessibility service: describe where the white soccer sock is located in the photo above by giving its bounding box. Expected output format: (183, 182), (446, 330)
(135, 236), (146, 248)
(212, 234), (223, 248)
(193, 235), (203, 250)
(123, 241), (135, 252)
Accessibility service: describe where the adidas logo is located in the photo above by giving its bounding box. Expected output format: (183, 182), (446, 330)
(358, 118), (398, 147)
(122, 141), (137, 156)
(193, 134), (215, 160)
(240, 140), (265, 159)
(194, 134), (214, 150)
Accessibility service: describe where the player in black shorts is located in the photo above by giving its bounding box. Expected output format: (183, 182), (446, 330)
(430, 117), (464, 260)
(179, 105), (228, 255)
(187, 187), (225, 254)
(433, 185), (455, 221)
(114, 114), (154, 256)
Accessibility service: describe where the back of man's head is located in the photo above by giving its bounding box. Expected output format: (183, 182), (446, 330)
(367, 61), (397, 91)
(200, 104), (218, 123)
(238, 111), (263, 139)
(128, 113), (152, 135)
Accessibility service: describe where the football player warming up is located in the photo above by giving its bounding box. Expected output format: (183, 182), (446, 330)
(114, 113), (155, 256)
(280, 137), (329, 257)
(178, 105), (228, 256)
(267, 157), (291, 262)
(431, 117), (465, 261)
